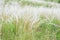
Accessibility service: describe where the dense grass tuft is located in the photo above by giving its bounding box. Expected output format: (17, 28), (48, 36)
(0, 13), (60, 40)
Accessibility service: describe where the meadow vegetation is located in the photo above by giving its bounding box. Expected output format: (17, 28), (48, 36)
(0, 0), (60, 40)
(0, 13), (60, 40)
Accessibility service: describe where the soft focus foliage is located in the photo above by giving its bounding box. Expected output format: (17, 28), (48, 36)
(0, 0), (60, 40)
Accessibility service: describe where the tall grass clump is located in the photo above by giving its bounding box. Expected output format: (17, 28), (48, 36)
(1, 13), (33, 40)
(0, 13), (60, 40)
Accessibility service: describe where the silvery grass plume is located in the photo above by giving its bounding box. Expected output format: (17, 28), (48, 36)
(0, 0), (60, 40)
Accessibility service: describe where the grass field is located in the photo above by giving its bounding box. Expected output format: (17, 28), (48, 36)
(0, 13), (60, 40)
(0, 0), (60, 40)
